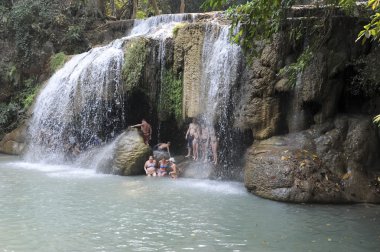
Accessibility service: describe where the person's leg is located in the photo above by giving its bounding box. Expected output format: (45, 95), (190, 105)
(212, 142), (218, 165)
(185, 136), (192, 157)
(192, 140), (197, 160)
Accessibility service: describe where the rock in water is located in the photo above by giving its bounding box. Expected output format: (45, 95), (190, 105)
(112, 128), (151, 176)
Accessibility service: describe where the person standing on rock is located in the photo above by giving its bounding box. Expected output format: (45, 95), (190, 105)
(131, 119), (152, 145)
(144, 156), (157, 176)
(200, 124), (210, 162)
(209, 126), (218, 165)
(185, 118), (199, 158)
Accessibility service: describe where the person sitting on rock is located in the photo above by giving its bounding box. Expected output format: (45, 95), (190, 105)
(144, 156), (157, 176)
(157, 157), (169, 176)
(168, 157), (178, 179)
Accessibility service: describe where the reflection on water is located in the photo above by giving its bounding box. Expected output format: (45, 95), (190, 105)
(0, 155), (379, 252)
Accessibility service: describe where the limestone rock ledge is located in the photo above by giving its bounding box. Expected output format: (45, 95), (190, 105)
(245, 115), (380, 203)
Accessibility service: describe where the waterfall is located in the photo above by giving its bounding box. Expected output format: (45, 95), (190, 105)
(200, 24), (242, 125)
(199, 23), (243, 178)
(24, 14), (196, 165)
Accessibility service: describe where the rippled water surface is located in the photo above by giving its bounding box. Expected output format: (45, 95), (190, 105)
(0, 155), (379, 252)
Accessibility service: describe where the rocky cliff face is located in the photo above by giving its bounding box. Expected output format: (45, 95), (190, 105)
(236, 14), (380, 202)
(174, 23), (205, 118)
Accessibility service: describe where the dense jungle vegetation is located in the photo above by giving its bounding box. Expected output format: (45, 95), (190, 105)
(0, 0), (379, 139)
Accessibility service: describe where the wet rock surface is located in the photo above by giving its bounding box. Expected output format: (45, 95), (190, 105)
(245, 115), (380, 203)
(112, 128), (151, 176)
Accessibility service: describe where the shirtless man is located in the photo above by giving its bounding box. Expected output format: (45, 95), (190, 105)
(132, 119), (152, 145)
(185, 118), (199, 158)
(157, 142), (171, 157)
(144, 156), (157, 176)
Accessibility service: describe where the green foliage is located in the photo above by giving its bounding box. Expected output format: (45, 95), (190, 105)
(122, 38), (148, 91)
(173, 23), (186, 37)
(203, 0), (358, 58)
(0, 77), (40, 134)
(338, 0), (357, 13)
(203, 0), (294, 57)
(202, 0), (230, 10)
(20, 85), (39, 109)
(158, 70), (183, 122)
(347, 54), (380, 97)
(136, 10), (147, 19)
(279, 48), (313, 88)
(65, 25), (84, 43)
(9, 0), (61, 68)
(16, 78), (40, 110)
(49, 52), (68, 73)
(374, 114), (380, 126)
(357, 0), (380, 43)
(7, 64), (17, 83)
(0, 102), (19, 126)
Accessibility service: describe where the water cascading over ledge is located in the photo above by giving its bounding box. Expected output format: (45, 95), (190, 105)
(22, 13), (250, 178)
(24, 14), (199, 166)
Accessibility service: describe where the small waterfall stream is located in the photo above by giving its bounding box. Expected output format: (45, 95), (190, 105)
(199, 23), (243, 177)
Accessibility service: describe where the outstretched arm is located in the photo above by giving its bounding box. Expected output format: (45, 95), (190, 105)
(131, 123), (143, 128)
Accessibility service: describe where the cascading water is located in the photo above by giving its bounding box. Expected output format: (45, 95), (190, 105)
(24, 45), (125, 164)
(200, 24), (242, 124)
(199, 23), (244, 178)
(25, 14), (196, 166)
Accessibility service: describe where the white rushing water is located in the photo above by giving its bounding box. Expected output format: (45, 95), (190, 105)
(24, 13), (243, 174)
(200, 23), (242, 126)
(25, 14), (197, 165)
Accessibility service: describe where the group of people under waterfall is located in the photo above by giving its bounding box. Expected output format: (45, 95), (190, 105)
(144, 155), (177, 178)
(185, 117), (218, 165)
(131, 117), (219, 177)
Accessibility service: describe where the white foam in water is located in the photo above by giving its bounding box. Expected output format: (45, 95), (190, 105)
(6, 161), (103, 179)
(176, 179), (247, 195)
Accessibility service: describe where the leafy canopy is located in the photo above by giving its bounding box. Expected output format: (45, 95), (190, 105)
(357, 0), (380, 43)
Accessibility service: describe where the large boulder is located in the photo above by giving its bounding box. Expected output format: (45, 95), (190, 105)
(112, 128), (151, 176)
(244, 115), (380, 203)
(0, 125), (26, 155)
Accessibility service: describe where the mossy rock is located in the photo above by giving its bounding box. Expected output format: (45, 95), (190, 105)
(122, 37), (149, 92)
(112, 128), (151, 176)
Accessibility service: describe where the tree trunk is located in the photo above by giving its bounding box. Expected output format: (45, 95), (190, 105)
(110, 0), (116, 17)
(132, 0), (138, 19)
(149, 0), (160, 15)
(180, 0), (185, 13)
(97, 0), (106, 17)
